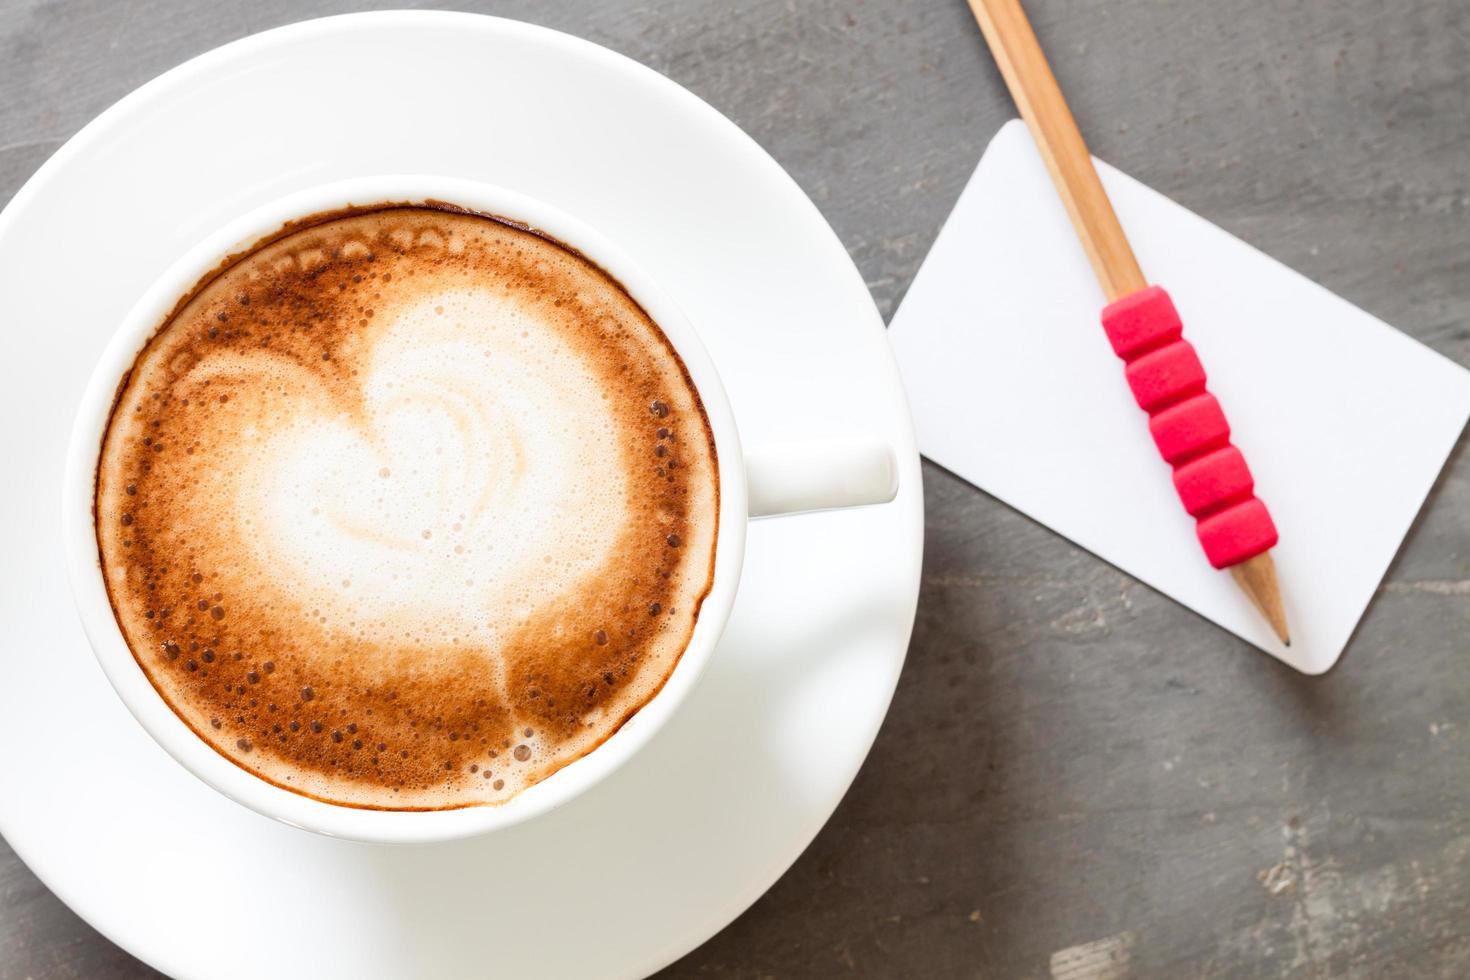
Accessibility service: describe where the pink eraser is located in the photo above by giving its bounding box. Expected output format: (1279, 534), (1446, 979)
(1149, 393), (1229, 464)
(1124, 340), (1206, 412)
(1173, 446), (1254, 517)
(1196, 497), (1278, 569)
(1101, 285), (1182, 359)
(1106, 285), (1278, 571)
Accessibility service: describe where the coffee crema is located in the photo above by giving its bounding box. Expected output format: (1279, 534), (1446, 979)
(94, 206), (719, 809)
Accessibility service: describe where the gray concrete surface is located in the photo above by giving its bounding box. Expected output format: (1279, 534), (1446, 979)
(3, 0), (1468, 976)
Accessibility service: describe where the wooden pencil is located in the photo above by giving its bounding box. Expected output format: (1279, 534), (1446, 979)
(965, 0), (1290, 644)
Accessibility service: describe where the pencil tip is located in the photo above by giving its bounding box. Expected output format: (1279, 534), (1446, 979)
(1229, 553), (1289, 648)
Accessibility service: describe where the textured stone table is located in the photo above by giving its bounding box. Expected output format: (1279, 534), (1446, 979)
(3, 1), (1467, 976)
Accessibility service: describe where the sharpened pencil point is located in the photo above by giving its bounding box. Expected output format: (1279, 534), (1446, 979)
(1230, 552), (1289, 645)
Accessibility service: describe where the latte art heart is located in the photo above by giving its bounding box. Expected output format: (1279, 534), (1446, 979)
(95, 207), (719, 809)
(236, 287), (630, 653)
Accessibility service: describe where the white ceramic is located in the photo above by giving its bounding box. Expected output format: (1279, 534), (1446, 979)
(0, 11), (922, 977)
(63, 175), (899, 844)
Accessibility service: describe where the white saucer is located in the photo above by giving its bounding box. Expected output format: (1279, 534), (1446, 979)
(0, 12), (922, 978)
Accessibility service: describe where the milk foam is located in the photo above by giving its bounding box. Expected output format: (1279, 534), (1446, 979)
(236, 288), (629, 655)
(94, 207), (719, 809)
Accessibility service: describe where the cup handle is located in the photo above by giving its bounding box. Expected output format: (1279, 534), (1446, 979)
(745, 436), (900, 518)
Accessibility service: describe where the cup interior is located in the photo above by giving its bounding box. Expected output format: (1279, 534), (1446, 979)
(63, 177), (749, 844)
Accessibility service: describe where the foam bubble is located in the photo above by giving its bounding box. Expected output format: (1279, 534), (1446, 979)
(95, 207), (718, 810)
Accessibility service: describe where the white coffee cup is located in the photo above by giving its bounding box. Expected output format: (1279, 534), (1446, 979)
(63, 177), (898, 844)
